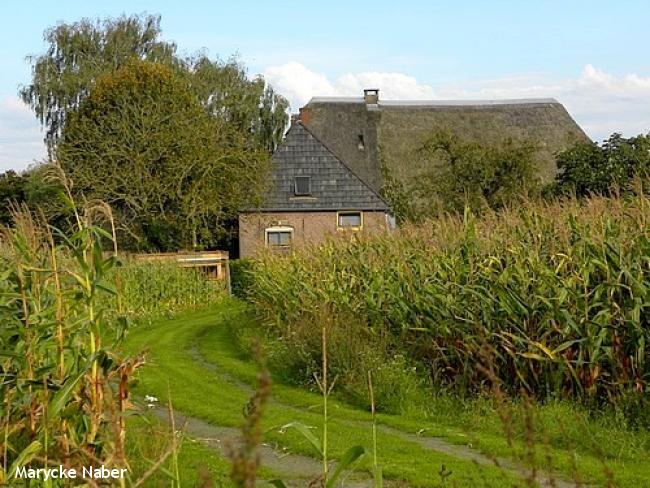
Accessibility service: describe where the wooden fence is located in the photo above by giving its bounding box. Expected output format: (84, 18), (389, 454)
(131, 250), (231, 293)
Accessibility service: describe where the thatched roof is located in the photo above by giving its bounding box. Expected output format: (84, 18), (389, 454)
(301, 96), (589, 191)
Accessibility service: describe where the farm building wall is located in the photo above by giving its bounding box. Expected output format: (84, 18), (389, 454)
(238, 211), (389, 258)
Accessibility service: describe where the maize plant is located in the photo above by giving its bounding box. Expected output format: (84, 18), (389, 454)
(0, 203), (142, 484)
(244, 191), (650, 412)
(102, 259), (225, 323)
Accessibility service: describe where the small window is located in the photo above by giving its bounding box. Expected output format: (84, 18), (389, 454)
(357, 134), (365, 150)
(265, 226), (293, 250)
(337, 211), (362, 229)
(294, 176), (311, 196)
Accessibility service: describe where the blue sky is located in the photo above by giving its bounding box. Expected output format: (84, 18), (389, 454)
(2, 0), (650, 170)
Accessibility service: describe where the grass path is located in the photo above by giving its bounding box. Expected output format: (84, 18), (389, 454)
(122, 302), (648, 487)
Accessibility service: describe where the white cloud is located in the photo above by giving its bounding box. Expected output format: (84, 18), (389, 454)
(264, 62), (650, 141)
(264, 62), (435, 110)
(436, 64), (650, 140)
(0, 96), (46, 172)
(2, 64), (649, 171)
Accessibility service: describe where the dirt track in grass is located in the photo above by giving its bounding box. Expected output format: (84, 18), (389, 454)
(125, 304), (585, 487)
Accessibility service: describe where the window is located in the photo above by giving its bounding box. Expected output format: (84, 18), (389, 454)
(357, 134), (365, 150)
(294, 176), (311, 196)
(265, 226), (293, 250)
(337, 211), (362, 229)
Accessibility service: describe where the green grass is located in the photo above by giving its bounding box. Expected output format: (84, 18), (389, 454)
(123, 304), (515, 486)
(208, 303), (650, 487)
(125, 413), (234, 487)
(122, 301), (650, 487)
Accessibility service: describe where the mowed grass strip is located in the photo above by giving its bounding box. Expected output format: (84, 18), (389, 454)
(123, 305), (519, 487)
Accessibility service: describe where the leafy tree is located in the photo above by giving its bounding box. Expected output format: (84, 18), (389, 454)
(554, 133), (650, 196)
(21, 14), (288, 154)
(187, 55), (289, 152)
(379, 161), (418, 225)
(0, 166), (70, 228)
(0, 171), (27, 225)
(20, 14), (176, 150)
(401, 131), (538, 218)
(57, 60), (269, 251)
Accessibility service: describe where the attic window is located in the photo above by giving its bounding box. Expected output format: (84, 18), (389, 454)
(357, 134), (365, 150)
(294, 176), (311, 196)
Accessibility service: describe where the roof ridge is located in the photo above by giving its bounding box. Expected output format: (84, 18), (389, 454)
(296, 122), (390, 207)
(306, 96), (560, 106)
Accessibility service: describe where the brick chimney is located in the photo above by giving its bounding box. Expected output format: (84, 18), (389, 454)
(364, 88), (379, 104)
(299, 106), (312, 125)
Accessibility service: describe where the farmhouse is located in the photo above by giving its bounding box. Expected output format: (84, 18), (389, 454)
(238, 89), (587, 257)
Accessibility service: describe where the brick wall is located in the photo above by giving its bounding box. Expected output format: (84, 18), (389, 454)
(239, 211), (388, 258)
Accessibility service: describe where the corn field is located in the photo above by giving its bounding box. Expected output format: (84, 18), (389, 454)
(0, 205), (141, 484)
(0, 201), (225, 484)
(244, 192), (650, 408)
(104, 259), (225, 323)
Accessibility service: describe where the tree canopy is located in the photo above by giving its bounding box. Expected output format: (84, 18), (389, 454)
(57, 60), (269, 251)
(553, 133), (650, 196)
(382, 131), (539, 221)
(20, 14), (289, 154)
(20, 14), (176, 150)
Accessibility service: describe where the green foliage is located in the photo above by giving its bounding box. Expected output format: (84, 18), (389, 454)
(187, 55), (289, 152)
(380, 131), (540, 223)
(0, 165), (73, 231)
(244, 191), (650, 420)
(0, 204), (138, 483)
(20, 14), (289, 154)
(105, 259), (225, 323)
(554, 132), (650, 196)
(57, 60), (269, 251)
(230, 258), (256, 298)
(19, 14), (176, 149)
(0, 170), (26, 225)
(412, 131), (539, 217)
(379, 160), (418, 225)
(19, 13), (290, 250)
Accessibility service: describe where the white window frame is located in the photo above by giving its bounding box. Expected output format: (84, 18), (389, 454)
(265, 226), (294, 250)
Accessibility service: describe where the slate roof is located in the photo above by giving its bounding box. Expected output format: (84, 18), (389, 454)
(252, 123), (388, 212)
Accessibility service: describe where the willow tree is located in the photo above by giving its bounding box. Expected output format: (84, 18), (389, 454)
(21, 14), (288, 154)
(20, 14), (176, 151)
(188, 55), (289, 152)
(57, 60), (268, 251)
